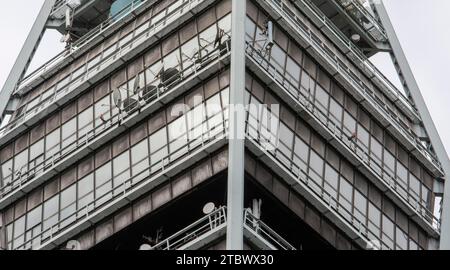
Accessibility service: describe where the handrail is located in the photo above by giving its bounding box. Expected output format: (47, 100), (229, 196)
(19, 0), (149, 91)
(244, 209), (296, 250)
(10, 111), (229, 250)
(334, 0), (387, 42)
(246, 114), (413, 250)
(0, 0), (204, 140)
(0, 39), (231, 201)
(149, 207), (296, 250)
(293, 0), (418, 119)
(266, 0), (443, 173)
(245, 41), (440, 232)
(150, 207), (227, 250)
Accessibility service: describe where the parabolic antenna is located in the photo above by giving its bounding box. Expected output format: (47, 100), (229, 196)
(203, 202), (216, 215)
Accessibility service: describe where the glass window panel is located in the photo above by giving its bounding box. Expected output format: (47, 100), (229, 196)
(45, 128), (60, 159)
(168, 115), (188, 161)
(30, 139), (44, 161)
(315, 85), (329, 115)
(62, 118), (77, 154)
(396, 227), (408, 250)
(329, 99), (343, 126)
(43, 196), (59, 234)
(383, 150), (396, 178)
(150, 128), (168, 171)
(260, 106), (279, 151)
(409, 174), (421, 202)
(277, 122), (294, 165)
(339, 179), (353, 220)
(309, 151), (324, 189)
(206, 93), (224, 138)
(78, 107), (94, 137)
(60, 185), (76, 228)
(371, 138), (383, 164)
(285, 57), (301, 87)
(13, 216), (26, 249)
(270, 44), (286, 74)
(14, 150), (28, 181)
(354, 190), (367, 226)
(396, 162), (408, 197)
(26, 205), (42, 231)
(2, 159), (13, 188)
(324, 164), (339, 200)
(300, 72), (315, 98)
(293, 137), (309, 171)
(145, 61), (163, 86)
(343, 112), (356, 134)
(113, 151), (130, 194)
(95, 162), (112, 206)
(163, 49), (181, 70)
(131, 139), (149, 183)
(382, 215), (395, 249)
(199, 25), (218, 58)
(181, 37), (200, 73)
(368, 202), (381, 238)
(95, 96), (110, 127)
(78, 173), (94, 214)
(358, 125), (370, 149)
(218, 13), (232, 35)
(245, 17), (256, 42)
(187, 104), (207, 149)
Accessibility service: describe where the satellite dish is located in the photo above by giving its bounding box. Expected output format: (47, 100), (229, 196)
(351, 34), (361, 43)
(142, 85), (157, 102)
(133, 74), (140, 95)
(66, 240), (81, 250)
(139, 244), (152, 250)
(203, 202), (216, 215)
(113, 88), (122, 109)
(123, 97), (139, 113)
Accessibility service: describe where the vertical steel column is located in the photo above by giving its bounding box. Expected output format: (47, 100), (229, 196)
(374, 0), (450, 249)
(0, 0), (56, 122)
(226, 0), (246, 250)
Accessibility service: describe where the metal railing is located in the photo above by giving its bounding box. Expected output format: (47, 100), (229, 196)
(10, 109), (229, 250)
(20, 0), (149, 91)
(150, 207), (227, 250)
(0, 39), (231, 201)
(244, 209), (296, 250)
(245, 41), (441, 232)
(334, 0), (388, 42)
(246, 114), (399, 250)
(266, 0), (442, 173)
(293, 0), (418, 120)
(0, 0), (204, 141)
(149, 207), (296, 250)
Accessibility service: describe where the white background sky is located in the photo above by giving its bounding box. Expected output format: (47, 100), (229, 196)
(0, 0), (449, 156)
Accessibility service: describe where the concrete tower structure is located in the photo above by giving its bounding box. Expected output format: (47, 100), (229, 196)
(0, 0), (448, 250)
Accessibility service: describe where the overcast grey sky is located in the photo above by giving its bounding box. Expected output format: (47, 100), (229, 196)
(0, 0), (449, 156)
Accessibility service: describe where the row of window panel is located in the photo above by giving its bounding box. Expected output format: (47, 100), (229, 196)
(8, 0), (231, 135)
(244, 92), (427, 249)
(244, 74), (430, 249)
(2, 87), (229, 250)
(0, 12), (232, 193)
(244, 15), (435, 211)
(246, 0), (414, 135)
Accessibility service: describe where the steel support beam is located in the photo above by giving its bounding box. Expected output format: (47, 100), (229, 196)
(0, 0), (56, 123)
(374, 0), (450, 249)
(226, 0), (246, 250)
